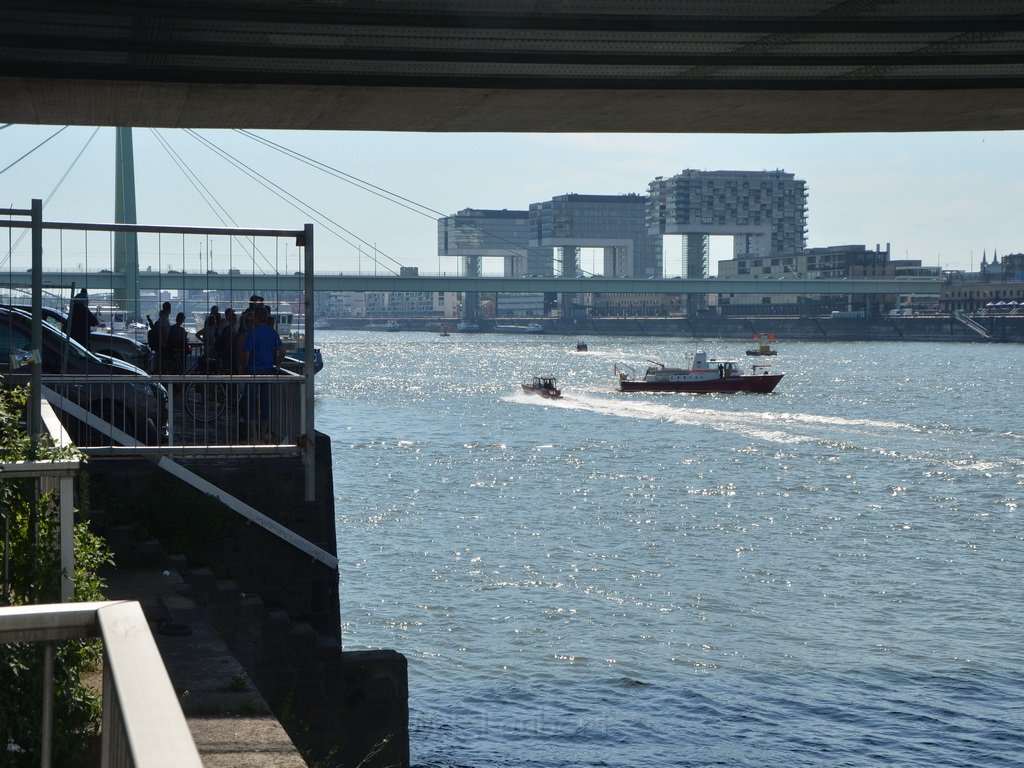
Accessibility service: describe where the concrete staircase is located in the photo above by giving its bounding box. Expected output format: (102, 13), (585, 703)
(99, 525), (309, 767)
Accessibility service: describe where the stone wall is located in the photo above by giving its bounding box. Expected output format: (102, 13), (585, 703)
(86, 431), (409, 768)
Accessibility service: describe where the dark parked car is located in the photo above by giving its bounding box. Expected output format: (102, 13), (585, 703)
(5, 304), (153, 370)
(0, 307), (166, 445)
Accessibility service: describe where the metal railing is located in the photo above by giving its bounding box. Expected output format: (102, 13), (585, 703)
(0, 601), (202, 768)
(35, 369), (306, 456)
(0, 400), (202, 766)
(160, 369), (306, 452)
(1, 201), (318, 501)
(953, 309), (992, 339)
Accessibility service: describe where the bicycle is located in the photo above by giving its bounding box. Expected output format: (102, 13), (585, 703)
(182, 355), (232, 423)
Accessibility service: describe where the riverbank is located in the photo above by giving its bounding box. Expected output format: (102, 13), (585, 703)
(323, 313), (1024, 342)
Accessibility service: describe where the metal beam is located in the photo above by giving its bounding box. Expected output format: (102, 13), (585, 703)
(2, 271), (942, 296)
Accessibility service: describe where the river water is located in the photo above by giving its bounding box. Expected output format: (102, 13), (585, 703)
(315, 332), (1023, 767)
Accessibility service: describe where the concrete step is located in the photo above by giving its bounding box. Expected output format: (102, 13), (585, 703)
(102, 564), (308, 767)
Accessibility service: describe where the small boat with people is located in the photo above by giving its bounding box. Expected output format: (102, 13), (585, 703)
(746, 333), (778, 356)
(521, 374), (562, 399)
(575, 340), (589, 352)
(615, 350), (783, 394)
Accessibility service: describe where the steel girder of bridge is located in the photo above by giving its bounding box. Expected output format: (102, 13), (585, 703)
(2, 2), (1024, 133)
(6, 272), (940, 298)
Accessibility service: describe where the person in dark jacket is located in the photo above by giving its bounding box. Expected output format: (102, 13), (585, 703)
(164, 311), (189, 374)
(67, 288), (98, 349)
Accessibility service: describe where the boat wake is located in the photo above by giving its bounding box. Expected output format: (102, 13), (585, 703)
(507, 388), (1012, 476)
(542, 391), (965, 455)
(544, 391), (910, 431)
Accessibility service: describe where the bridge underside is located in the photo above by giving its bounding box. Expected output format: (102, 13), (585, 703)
(2, 2), (1024, 133)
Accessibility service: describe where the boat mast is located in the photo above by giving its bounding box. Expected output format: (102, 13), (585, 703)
(114, 127), (141, 321)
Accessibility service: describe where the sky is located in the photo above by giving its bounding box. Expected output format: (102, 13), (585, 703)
(2, 124), (1023, 277)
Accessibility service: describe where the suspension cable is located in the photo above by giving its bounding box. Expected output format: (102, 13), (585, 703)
(0, 126), (69, 176)
(184, 129), (403, 274)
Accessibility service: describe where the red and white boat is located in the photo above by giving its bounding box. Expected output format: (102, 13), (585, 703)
(521, 375), (562, 399)
(615, 351), (783, 394)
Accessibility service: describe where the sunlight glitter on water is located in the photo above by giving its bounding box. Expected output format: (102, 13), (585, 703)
(319, 332), (1023, 767)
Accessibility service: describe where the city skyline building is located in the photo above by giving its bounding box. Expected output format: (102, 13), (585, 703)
(647, 169), (808, 282)
(437, 208), (550, 277)
(528, 193), (662, 278)
(437, 208), (550, 321)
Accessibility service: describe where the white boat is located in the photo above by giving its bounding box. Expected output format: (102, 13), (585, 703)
(494, 323), (543, 334)
(455, 321), (480, 332)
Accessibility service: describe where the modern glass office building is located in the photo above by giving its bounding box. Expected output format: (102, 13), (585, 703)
(437, 208), (553, 322)
(529, 193), (662, 278)
(437, 208), (551, 276)
(648, 170), (808, 271)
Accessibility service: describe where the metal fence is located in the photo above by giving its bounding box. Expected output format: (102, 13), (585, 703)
(0, 400), (202, 766)
(0, 601), (203, 768)
(1, 200), (318, 499)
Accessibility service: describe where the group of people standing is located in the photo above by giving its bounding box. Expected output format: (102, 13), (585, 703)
(150, 295), (284, 377)
(149, 295), (285, 441)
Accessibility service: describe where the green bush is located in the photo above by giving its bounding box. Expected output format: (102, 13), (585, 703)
(0, 383), (112, 765)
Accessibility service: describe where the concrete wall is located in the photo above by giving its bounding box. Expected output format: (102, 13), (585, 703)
(86, 432), (410, 768)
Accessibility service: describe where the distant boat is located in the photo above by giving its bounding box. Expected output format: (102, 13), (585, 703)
(746, 333), (778, 356)
(455, 321), (480, 332)
(615, 350), (783, 394)
(439, 324), (450, 336)
(575, 340), (588, 352)
(494, 323), (543, 334)
(521, 374), (561, 399)
(366, 321), (402, 331)
(281, 347), (324, 374)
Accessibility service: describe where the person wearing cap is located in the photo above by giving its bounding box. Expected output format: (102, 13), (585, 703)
(243, 294), (272, 327)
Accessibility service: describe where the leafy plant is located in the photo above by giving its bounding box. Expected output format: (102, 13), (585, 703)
(0, 382), (112, 765)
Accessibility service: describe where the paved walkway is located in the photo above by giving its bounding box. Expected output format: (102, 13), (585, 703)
(103, 566), (308, 768)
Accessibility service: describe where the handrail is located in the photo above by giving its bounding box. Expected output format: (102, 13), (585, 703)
(953, 309), (991, 339)
(0, 601), (202, 767)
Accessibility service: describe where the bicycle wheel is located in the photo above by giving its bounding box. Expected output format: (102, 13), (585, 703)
(183, 380), (229, 423)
